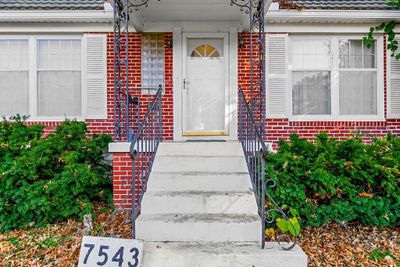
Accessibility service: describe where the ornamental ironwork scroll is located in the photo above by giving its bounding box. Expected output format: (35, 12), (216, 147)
(113, 0), (158, 141)
(232, 0), (298, 250)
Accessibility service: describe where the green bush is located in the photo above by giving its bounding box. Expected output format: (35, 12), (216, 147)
(266, 133), (400, 227)
(0, 116), (112, 232)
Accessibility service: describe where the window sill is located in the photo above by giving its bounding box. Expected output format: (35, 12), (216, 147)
(288, 115), (385, 122)
(25, 116), (86, 122)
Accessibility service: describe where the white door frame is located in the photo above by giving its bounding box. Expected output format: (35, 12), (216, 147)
(172, 28), (238, 141)
(182, 33), (229, 137)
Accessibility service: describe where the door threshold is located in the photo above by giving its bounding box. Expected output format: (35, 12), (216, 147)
(182, 131), (229, 136)
(185, 140), (227, 142)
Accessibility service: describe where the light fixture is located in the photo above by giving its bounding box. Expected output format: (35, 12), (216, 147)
(166, 39), (173, 48)
(238, 36), (245, 49)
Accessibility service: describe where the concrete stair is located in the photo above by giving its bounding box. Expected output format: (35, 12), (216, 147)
(142, 242), (307, 267)
(146, 172), (251, 192)
(136, 142), (307, 266)
(141, 191), (257, 214)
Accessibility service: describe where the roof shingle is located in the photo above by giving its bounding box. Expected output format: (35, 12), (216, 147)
(289, 0), (397, 10)
(0, 0), (105, 10)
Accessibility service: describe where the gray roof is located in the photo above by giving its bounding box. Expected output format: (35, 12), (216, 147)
(0, 0), (105, 10)
(289, 0), (397, 10)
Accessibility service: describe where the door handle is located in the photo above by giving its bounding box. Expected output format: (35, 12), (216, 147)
(183, 79), (190, 90)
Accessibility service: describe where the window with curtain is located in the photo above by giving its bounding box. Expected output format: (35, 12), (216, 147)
(141, 33), (164, 93)
(291, 39), (331, 115)
(0, 40), (29, 116)
(290, 37), (380, 119)
(37, 39), (82, 117)
(339, 40), (377, 115)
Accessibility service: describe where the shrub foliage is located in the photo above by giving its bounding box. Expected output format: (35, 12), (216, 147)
(266, 133), (400, 227)
(0, 117), (112, 232)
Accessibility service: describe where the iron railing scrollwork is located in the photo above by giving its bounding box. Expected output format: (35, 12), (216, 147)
(113, 0), (159, 141)
(239, 87), (298, 250)
(113, 0), (162, 238)
(233, 0), (298, 250)
(113, 0), (130, 141)
(129, 86), (163, 239)
(231, 0), (266, 136)
(128, 0), (159, 11)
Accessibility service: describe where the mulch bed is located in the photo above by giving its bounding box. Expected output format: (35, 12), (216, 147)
(1, 205), (399, 266)
(298, 224), (399, 267)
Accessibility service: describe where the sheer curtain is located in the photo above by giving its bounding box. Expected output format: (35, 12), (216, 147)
(0, 40), (29, 116)
(292, 71), (331, 115)
(37, 40), (81, 117)
(291, 39), (331, 115)
(339, 40), (377, 115)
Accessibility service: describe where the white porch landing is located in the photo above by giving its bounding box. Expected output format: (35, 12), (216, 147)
(136, 142), (307, 266)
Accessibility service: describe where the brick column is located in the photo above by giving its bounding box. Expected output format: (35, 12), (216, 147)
(109, 143), (133, 209)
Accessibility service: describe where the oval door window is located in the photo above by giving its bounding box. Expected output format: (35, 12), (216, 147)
(190, 44), (221, 58)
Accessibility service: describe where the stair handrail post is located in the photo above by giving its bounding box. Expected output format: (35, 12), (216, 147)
(130, 148), (137, 239)
(129, 86), (163, 239)
(159, 84), (163, 143)
(238, 86), (298, 250)
(260, 147), (266, 249)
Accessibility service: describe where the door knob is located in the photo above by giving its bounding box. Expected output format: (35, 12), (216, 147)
(183, 79), (190, 90)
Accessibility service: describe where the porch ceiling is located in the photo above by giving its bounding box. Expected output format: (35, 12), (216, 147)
(140, 0), (244, 22)
(131, 0), (249, 31)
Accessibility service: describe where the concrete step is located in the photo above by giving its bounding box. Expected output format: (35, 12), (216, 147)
(152, 155), (248, 173)
(136, 213), (260, 242)
(140, 191), (259, 215)
(142, 242), (308, 267)
(158, 142), (243, 156)
(147, 172), (252, 192)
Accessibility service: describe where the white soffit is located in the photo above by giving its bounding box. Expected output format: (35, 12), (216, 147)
(140, 0), (245, 23)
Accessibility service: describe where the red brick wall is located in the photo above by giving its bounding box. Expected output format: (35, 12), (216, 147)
(112, 152), (133, 209)
(112, 151), (158, 209)
(238, 33), (400, 150)
(25, 32), (174, 141)
(20, 32), (172, 210)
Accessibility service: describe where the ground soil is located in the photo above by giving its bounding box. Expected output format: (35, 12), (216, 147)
(1, 205), (399, 266)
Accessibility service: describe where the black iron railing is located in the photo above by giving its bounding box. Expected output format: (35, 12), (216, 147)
(113, 0), (158, 142)
(231, 0), (266, 136)
(126, 87), (162, 141)
(113, 0), (129, 142)
(239, 87), (297, 250)
(126, 93), (139, 142)
(129, 85), (163, 238)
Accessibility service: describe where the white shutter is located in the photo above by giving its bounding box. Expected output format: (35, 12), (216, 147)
(266, 34), (288, 118)
(84, 34), (107, 119)
(388, 39), (400, 118)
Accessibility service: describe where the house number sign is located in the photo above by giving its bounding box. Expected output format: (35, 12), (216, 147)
(78, 236), (143, 267)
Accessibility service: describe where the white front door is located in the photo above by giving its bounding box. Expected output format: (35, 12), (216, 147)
(182, 36), (229, 136)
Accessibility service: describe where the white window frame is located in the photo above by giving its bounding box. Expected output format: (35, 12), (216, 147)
(141, 33), (165, 95)
(0, 38), (30, 116)
(0, 35), (86, 121)
(288, 34), (384, 121)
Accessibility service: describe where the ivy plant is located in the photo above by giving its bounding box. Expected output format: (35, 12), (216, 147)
(363, 0), (400, 60)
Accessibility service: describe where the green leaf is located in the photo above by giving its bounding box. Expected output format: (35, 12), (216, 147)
(276, 218), (289, 233)
(290, 208), (299, 217)
(288, 217), (301, 236)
